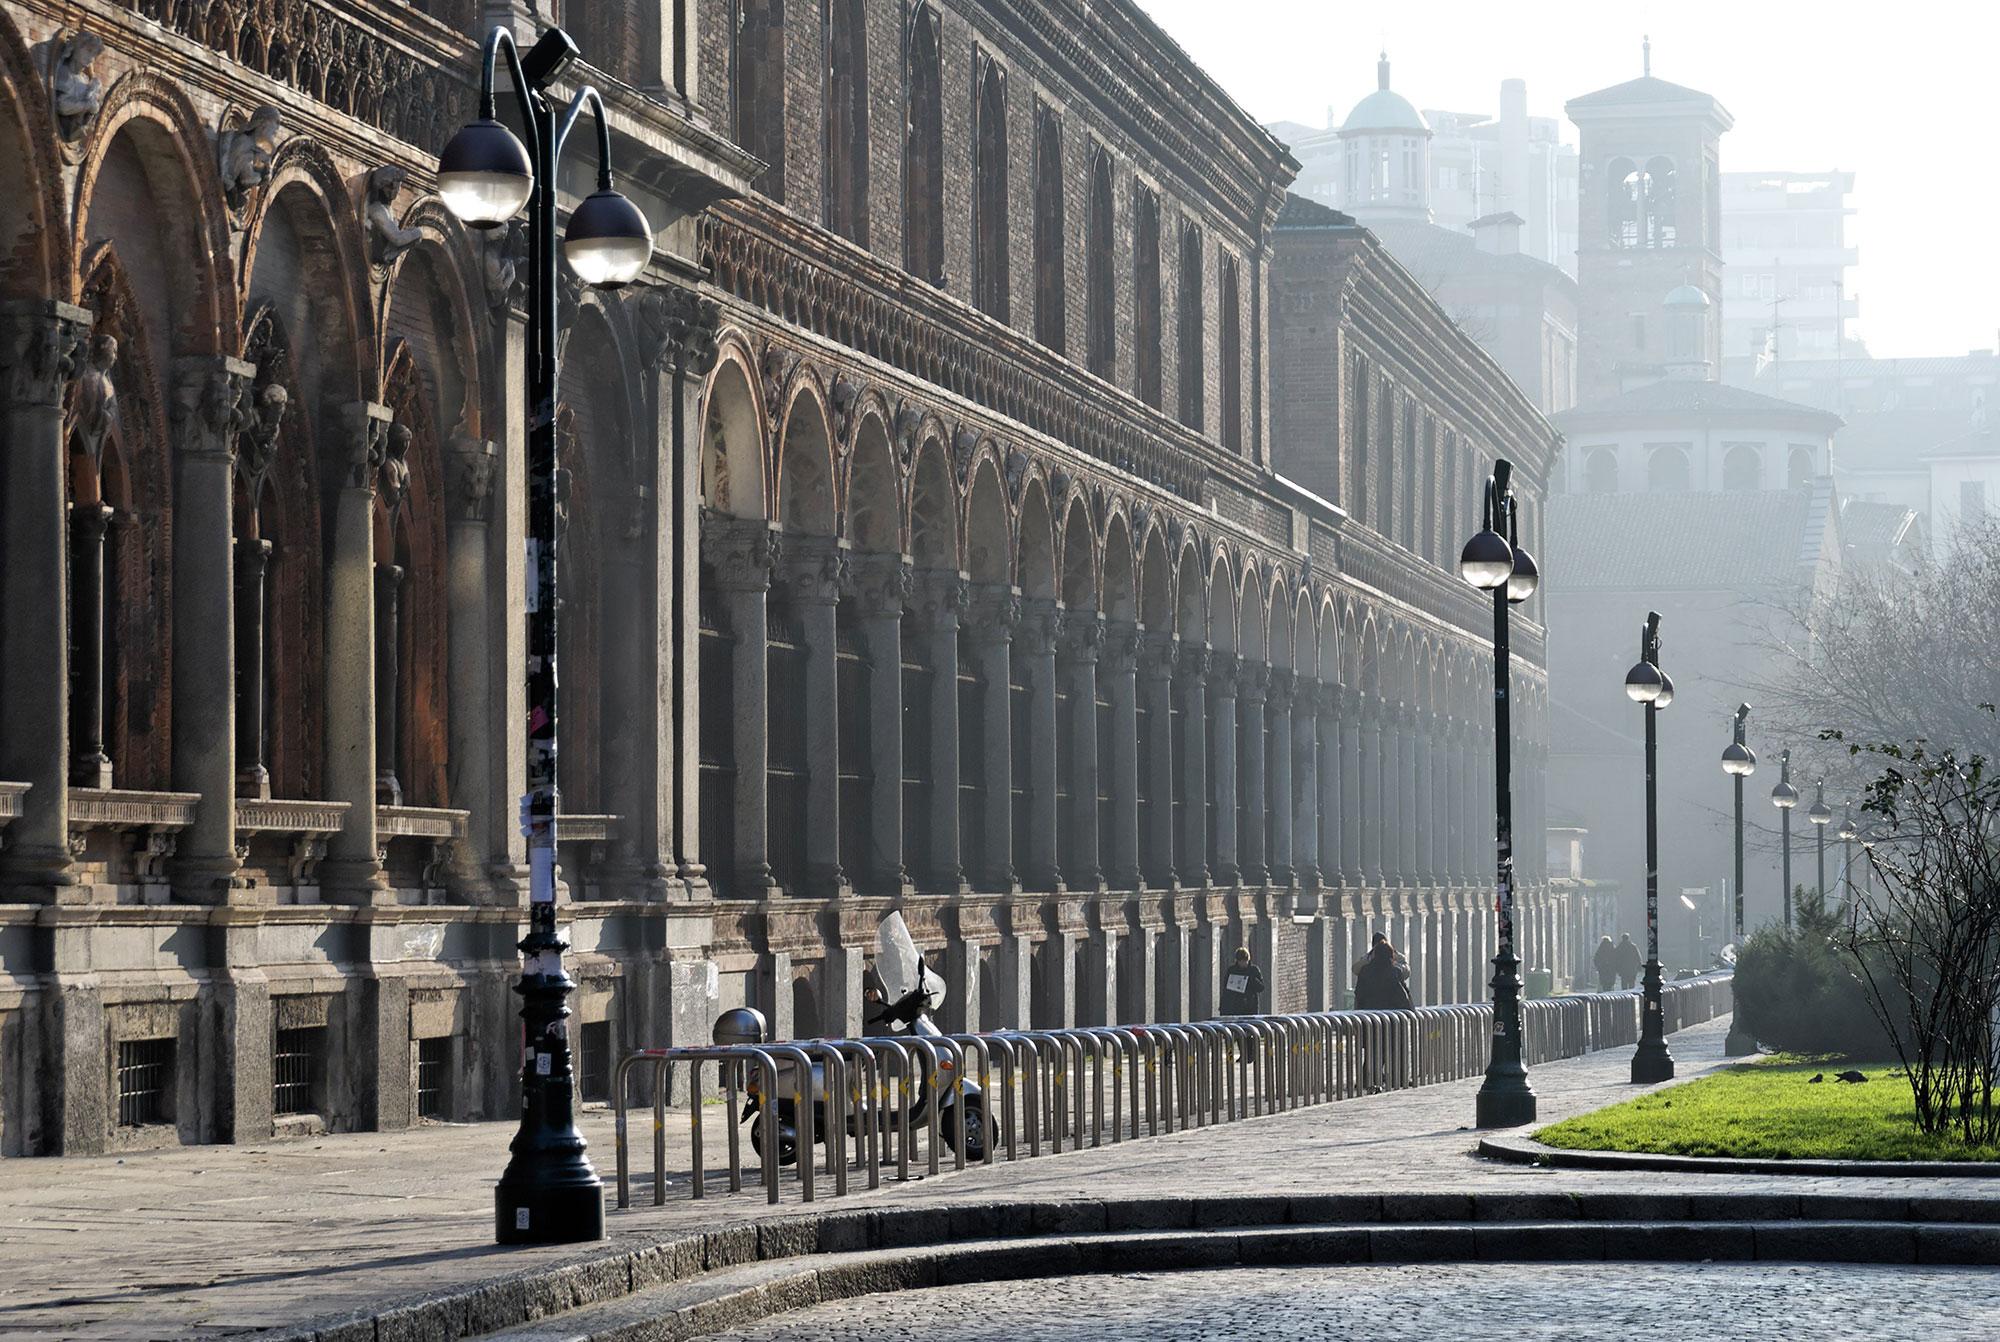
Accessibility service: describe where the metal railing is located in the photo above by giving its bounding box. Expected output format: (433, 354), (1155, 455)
(612, 973), (1732, 1208)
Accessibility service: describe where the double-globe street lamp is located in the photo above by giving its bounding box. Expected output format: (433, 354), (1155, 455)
(1720, 704), (1757, 1057)
(437, 24), (654, 1246)
(1838, 809), (1859, 906)
(1623, 611), (1675, 1083)
(1808, 781), (1833, 904)
(1771, 749), (1799, 931)
(1459, 457), (1539, 1127)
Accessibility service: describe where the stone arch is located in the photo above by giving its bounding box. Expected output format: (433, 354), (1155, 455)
(701, 343), (768, 519)
(908, 438), (957, 570)
(380, 340), (451, 807)
(1057, 494), (1097, 611)
(243, 138), (373, 380)
(1265, 576), (1293, 671)
(249, 177), (368, 434)
(1315, 592), (1339, 685)
(1173, 535), (1206, 644)
(1015, 477), (1056, 600)
(1236, 566), (1266, 663)
(964, 456), (1011, 585)
(776, 379), (837, 537)
(1101, 511), (1136, 623)
(0, 11), (69, 299)
(1137, 523), (1172, 631)
(845, 410), (900, 553)
(1206, 550), (1236, 655)
(1290, 588), (1315, 681)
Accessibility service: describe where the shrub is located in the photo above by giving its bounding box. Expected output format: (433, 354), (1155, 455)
(1734, 890), (1898, 1058)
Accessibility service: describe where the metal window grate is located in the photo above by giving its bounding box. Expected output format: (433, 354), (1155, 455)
(579, 1021), (610, 1103)
(273, 1026), (325, 1116)
(117, 1037), (175, 1127)
(415, 1037), (449, 1120)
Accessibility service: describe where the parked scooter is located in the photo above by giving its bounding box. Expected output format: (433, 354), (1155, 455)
(714, 912), (994, 1167)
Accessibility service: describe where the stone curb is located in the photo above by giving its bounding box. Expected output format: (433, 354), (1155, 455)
(267, 1190), (2000, 1342)
(470, 1220), (2000, 1342)
(1480, 1133), (2000, 1178)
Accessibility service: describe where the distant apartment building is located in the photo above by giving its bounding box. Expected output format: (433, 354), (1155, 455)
(1720, 170), (1859, 367)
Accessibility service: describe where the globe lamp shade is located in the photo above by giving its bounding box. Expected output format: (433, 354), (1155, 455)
(1771, 781), (1799, 810)
(565, 189), (653, 288)
(1458, 528), (1513, 590)
(437, 118), (533, 227)
(1505, 544), (1539, 603)
(1654, 671), (1675, 709)
(1623, 660), (1664, 703)
(1809, 800), (1833, 827)
(1720, 742), (1756, 777)
(1837, 816), (1858, 841)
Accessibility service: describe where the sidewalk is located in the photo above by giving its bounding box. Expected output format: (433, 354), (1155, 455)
(2, 1016), (1991, 1339)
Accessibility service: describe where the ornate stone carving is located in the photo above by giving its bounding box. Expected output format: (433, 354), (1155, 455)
(133, 829), (178, 881)
(46, 30), (105, 146)
(238, 380), (289, 488)
(1058, 611), (1104, 661)
(621, 484), (655, 544)
(965, 585), (1022, 638)
(289, 834), (327, 885)
(1004, 446), (1029, 502)
(217, 106), (283, 212)
(829, 376), (860, 451)
(950, 426), (977, 484)
(1017, 598), (1063, 655)
(892, 403), (923, 472)
(482, 221), (527, 319)
(1206, 650), (1238, 692)
(634, 284), (721, 376)
(852, 557), (913, 617)
(365, 166), (423, 269)
(913, 570), (969, 623)
(1178, 642), (1212, 680)
(700, 517), (782, 591)
(759, 344), (797, 410)
(780, 539), (849, 605)
(1266, 668), (1296, 711)
(173, 356), (255, 462)
(1, 301), (89, 408)
(1102, 623), (1142, 670)
(338, 401), (393, 491)
(377, 423), (413, 516)
(1137, 631), (1179, 681)
(70, 333), (119, 466)
(443, 435), (495, 523)
(1237, 659), (1270, 702)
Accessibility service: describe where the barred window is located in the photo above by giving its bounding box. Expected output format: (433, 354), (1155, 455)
(117, 1038), (176, 1128)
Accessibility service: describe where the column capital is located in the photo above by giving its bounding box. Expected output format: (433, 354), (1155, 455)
(1237, 659), (1269, 703)
(0, 299), (90, 408)
(912, 568), (968, 625)
(1325, 681), (1354, 718)
(964, 582), (1022, 640)
(1267, 667), (1296, 712)
(633, 282), (722, 378)
(174, 354), (259, 465)
(333, 399), (394, 490)
(1058, 610), (1104, 662)
(700, 514), (783, 591)
(1137, 629), (1178, 681)
(1206, 650), (1238, 695)
(447, 434), (499, 524)
(1178, 641), (1212, 681)
(850, 552), (913, 617)
(1017, 596), (1063, 655)
(778, 535), (849, 606)
(1102, 620), (1141, 672)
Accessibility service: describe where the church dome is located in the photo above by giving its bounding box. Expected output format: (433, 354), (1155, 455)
(1341, 54), (1429, 135)
(1664, 283), (1712, 310)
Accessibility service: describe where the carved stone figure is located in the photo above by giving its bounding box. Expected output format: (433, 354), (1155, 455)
(365, 165), (423, 268)
(72, 333), (119, 463)
(482, 221), (527, 318)
(378, 423), (413, 516)
(49, 31), (105, 143)
(217, 105), (283, 210)
(239, 381), (289, 485)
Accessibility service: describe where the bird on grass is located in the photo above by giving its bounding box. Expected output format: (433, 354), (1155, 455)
(1807, 1073), (1824, 1083)
(1835, 1069), (1869, 1084)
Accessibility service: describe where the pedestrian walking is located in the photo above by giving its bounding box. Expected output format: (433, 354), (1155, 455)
(1614, 932), (1642, 990)
(1219, 946), (1265, 1016)
(1593, 935), (1618, 992)
(1354, 938), (1415, 1012)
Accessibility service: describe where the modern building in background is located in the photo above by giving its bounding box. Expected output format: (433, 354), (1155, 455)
(1719, 170), (1858, 369)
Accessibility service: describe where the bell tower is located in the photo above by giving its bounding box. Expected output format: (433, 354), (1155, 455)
(1566, 40), (1732, 401)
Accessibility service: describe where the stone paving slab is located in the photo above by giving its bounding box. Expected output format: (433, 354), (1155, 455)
(1, 1016), (1994, 1340)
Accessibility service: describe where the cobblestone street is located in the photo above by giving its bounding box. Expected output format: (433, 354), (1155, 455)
(711, 1262), (2000, 1342)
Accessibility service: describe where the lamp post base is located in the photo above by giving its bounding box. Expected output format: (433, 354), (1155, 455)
(1475, 1070), (1539, 1128)
(496, 1174), (606, 1245)
(1723, 1019), (1758, 1057)
(1631, 957), (1675, 1083)
(1475, 947), (1537, 1128)
(1630, 1037), (1676, 1084)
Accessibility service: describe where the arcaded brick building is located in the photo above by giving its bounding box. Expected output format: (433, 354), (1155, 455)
(0, 0), (1569, 1156)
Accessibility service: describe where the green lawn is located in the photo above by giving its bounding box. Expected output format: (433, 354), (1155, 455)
(1535, 1058), (2000, 1162)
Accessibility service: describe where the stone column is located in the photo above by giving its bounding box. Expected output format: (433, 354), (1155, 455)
(69, 500), (115, 788)
(1236, 663), (1268, 885)
(1318, 688), (1342, 888)
(1020, 599), (1063, 891)
(1207, 654), (1239, 885)
(1267, 671), (1294, 885)
(1339, 688), (1361, 885)
(1059, 615), (1103, 889)
(232, 536), (272, 798)
(444, 435), (501, 894)
(372, 561), (405, 805)
(171, 359), (257, 900)
(1292, 682), (1321, 887)
(1411, 708), (1432, 886)
(915, 571), (969, 892)
(965, 584), (1020, 891)
(1102, 624), (1141, 889)
(700, 517), (783, 897)
(1137, 631), (1177, 887)
(781, 537), (849, 897)
(1360, 694), (1384, 883)
(1430, 714), (1452, 888)
(1399, 705), (1420, 885)
(851, 555), (912, 895)
(1177, 642), (1210, 887)
(317, 402), (392, 900)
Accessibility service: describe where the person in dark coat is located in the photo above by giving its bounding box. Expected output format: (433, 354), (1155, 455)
(1218, 947), (1265, 1015)
(1613, 932), (1643, 989)
(1353, 940), (1415, 1012)
(1593, 935), (1618, 992)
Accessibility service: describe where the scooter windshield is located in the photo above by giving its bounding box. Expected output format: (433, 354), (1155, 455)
(875, 912), (923, 1005)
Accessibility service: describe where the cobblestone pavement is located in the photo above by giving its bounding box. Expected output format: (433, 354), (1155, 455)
(711, 1263), (2000, 1342)
(3, 1016), (1996, 1338)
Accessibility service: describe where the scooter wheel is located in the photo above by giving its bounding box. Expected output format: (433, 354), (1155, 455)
(945, 1101), (996, 1161)
(748, 1120), (800, 1167)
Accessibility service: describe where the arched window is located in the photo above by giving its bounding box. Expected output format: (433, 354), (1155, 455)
(904, 7), (944, 283)
(1607, 156), (1640, 248)
(1647, 445), (1691, 493)
(1788, 446), (1815, 489)
(1722, 444), (1762, 491)
(1645, 156), (1677, 247)
(1032, 105), (1065, 352)
(972, 59), (1009, 320)
(1218, 253), (1242, 453)
(1134, 185), (1161, 408)
(731, 0), (786, 199)
(1176, 220), (1204, 429)
(1584, 448), (1619, 494)
(1085, 151), (1115, 377)
(823, 0), (868, 244)
(1375, 377), (1395, 535)
(1349, 353), (1370, 517)
(1399, 399), (1417, 548)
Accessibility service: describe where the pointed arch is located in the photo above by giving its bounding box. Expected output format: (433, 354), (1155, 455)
(701, 347), (770, 519)
(1085, 148), (1116, 379)
(844, 411), (900, 553)
(1264, 576), (1293, 671)
(1032, 103), (1066, 352)
(908, 438), (957, 570)
(0, 11), (69, 299)
(971, 58), (1009, 321)
(1137, 523), (1173, 631)
(776, 380), (837, 536)
(903, 6), (945, 283)
(1236, 566), (1266, 663)
(964, 456), (1011, 585)
(1101, 511), (1136, 622)
(1205, 551), (1236, 654)
(1016, 477), (1056, 600)
(381, 341), (451, 806)
(1058, 495), (1097, 610)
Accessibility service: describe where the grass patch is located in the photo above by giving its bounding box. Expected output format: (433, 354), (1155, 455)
(1536, 1057), (2000, 1162)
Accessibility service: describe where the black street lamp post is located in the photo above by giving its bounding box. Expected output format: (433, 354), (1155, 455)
(1771, 750), (1798, 931)
(1808, 781), (1832, 904)
(437, 24), (654, 1246)
(1624, 611), (1674, 1083)
(1460, 457), (1539, 1128)
(1720, 704), (1756, 1057)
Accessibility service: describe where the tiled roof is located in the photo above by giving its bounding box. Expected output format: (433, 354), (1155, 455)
(1368, 219), (1575, 289)
(1839, 499), (1917, 553)
(1275, 194), (1356, 230)
(1546, 488), (1821, 592)
(1834, 410), (1972, 473)
(1555, 379), (1842, 431)
(1567, 75), (1722, 110)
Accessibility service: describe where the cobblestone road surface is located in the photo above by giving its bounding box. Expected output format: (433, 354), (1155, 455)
(712, 1263), (2000, 1342)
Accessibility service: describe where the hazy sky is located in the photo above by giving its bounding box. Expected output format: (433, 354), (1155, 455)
(1138, 0), (1998, 360)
